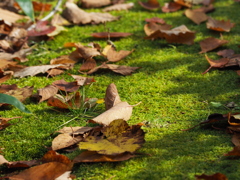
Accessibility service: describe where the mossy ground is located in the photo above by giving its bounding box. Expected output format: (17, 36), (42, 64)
(1, 0), (240, 179)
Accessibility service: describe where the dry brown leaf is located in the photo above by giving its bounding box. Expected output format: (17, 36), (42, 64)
(0, 47), (32, 62)
(225, 54), (240, 67)
(52, 79), (80, 93)
(0, 116), (21, 130)
(145, 17), (166, 24)
(104, 83), (121, 110)
(7, 160), (40, 169)
(13, 64), (67, 78)
(80, 0), (111, 8)
(37, 85), (59, 103)
(231, 133), (240, 147)
(79, 58), (97, 71)
(217, 49), (235, 58)
(145, 25), (195, 45)
(56, 126), (93, 134)
(52, 133), (83, 151)
(138, 0), (160, 10)
(50, 55), (78, 65)
(0, 8), (28, 24)
(0, 155), (8, 165)
(193, 4), (215, 13)
(224, 146), (240, 156)
(102, 2), (134, 12)
(195, 173), (228, 180)
(184, 9), (208, 25)
(32, 1), (52, 12)
(86, 63), (141, 76)
(202, 54), (229, 74)
(162, 2), (182, 13)
(0, 70), (12, 83)
(106, 47), (134, 62)
(73, 151), (135, 163)
(144, 22), (172, 36)
(62, 1), (119, 25)
(206, 17), (235, 32)
(90, 101), (132, 126)
(0, 84), (17, 93)
(199, 37), (228, 54)
(5, 86), (33, 102)
(91, 32), (132, 39)
(70, 74), (95, 86)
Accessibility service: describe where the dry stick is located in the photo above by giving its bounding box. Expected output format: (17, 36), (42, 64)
(27, 0), (63, 30)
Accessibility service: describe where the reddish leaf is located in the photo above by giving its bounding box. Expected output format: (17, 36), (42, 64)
(27, 21), (56, 37)
(199, 37), (228, 54)
(202, 54), (229, 74)
(138, 0), (160, 10)
(225, 146), (240, 156)
(91, 32), (132, 39)
(32, 1), (52, 12)
(73, 151), (135, 163)
(162, 2), (182, 13)
(195, 173), (228, 180)
(206, 17), (235, 32)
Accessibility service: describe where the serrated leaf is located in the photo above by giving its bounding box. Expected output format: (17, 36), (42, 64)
(15, 0), (35, 21)
(0, 93), (31, 113)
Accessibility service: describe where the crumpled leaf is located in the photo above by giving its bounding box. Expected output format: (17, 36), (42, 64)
(206, 17), (235, 32)
(199, 37), (228, 54)
(86, 63), (141, 76)
(104, 83), (121, 110)
(195, 173), (228, 180)
(27, 21), (56, 36)
(184, 9), (208, 25)
(79, 119), (145, 155)
(80, 0), (111, 8)
(13, 64), (68, 78)
(162, 2), (182, 13)
(138, 0), (160, 10)
(202, 54), (229, 74)
(145, 25), (195, 45)
(62, 1), (119, 25)
(90, 102), (132, 126)
(91, 32), (132, 39)
(73, 151), (135, 163)
(37, 85), (59, 103)
(102, 2), (134, 12)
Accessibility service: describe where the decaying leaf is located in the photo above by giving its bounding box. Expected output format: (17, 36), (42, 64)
(73, 151), (135, 163)
(104, 83), (121, 110)
(162, 2), (182, 13)
(52, 79), (80, 93)
(145, 25), (195, 45)
(27, 21), (56, 37)
(79, 58), (97, 71)
(62, 1), (119, 25)
(13, 64), (69, 78)
(184, 9), (208, 25)
(195, 173), (228, 180)
(217, 49), (235, 58)
(102, 2), (134, 12)
(202, 54), (229, 74)
(86, 63), (141, 76)
(32, 1), (52, 12)
(90, 102), (132, 126)
(91, 32), (132, 39)
(79, 119), (145, 155)
(80, 0), (111, 8)
(37, 85), (59, 103)
(138, 0), (160, 10)
(199, 37), (228, 54)
(206, 17), (235, 32)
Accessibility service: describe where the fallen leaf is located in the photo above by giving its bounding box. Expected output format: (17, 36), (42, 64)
(199, 37), (228, 54)
(202, 54), (229, 74)
(0, 155), (8, 165)
(0, 47), (32, 62)
(104, 83), (122, 110)
(231, 133), (240, 147)
(90, 101), (133, 125)
(145, 17), (166, 24)
(0, 70), (13, 83)
(192, 4), (215, 13)
(138, 0), (160, 10)
(80, 0), (111, 8)
(86, 63), (141, 76)
(184, 9), (208, 24)
(27, 20), (56, 36)
(32, 1), (52, 12)
(5, 86), (33, 102)
(0, 84), (17, 93)
(217, 49), (235, 58)
(102, 2), (134, 12)
(79, 58), (97, 71)
(0, 116), (21, 130)
(106, 46), (134, 62)
(206, 17), (235, 32)
(56, 126), (93, 135)
(73, 151), (135, 163)
(70, 74), (95, 86)
(228, 113), (240, 126)
(79, 119), (145, 155)
(195, 173), (228, 180)
(13, 64), (68, 78)
(62, 1), (119, 25)
(52, 79), (80, 93)
(162, 2), (182, 13)
(145, 25), (195, 45)
(37, 85), (59, 103)
(0, 8), (28, 24)
(91, 32), (132, 39)
(144, 22), (172, 36)
(51, 14), (71, 26)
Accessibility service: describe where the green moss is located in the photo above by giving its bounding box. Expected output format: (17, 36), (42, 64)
(1, 0), (240, 179)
